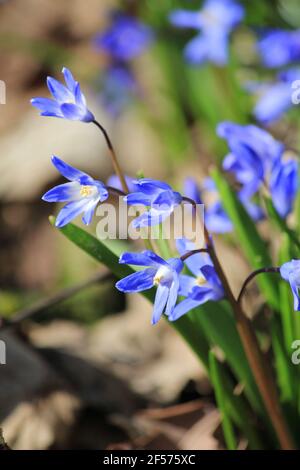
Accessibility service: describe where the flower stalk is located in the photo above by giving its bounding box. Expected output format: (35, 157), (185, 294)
(205, 233), (295, 449)
(93, 119), (129, 193)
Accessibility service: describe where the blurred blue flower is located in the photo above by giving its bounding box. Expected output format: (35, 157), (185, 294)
(94, 13), (153, 61)
(43, 156), (108, 227)
(100, 64), (138, 117)
(258, 29), (300, 68)
(169, 239), (224, 321)
(169, 0), (244, 65)
(249, 69), (300, 124)
(184, 177), (233, 233)
(218, 122), (284, 197)
(270, 158), (298, 219)
(116, 251), (183, 324)
(31, 67), (94, 123)
(280, 260), (300, 310)
(124, 178), (182, 228)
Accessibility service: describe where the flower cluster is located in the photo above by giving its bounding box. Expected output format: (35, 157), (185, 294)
(169, 0), (244, 65)
(32, 60), (300, 323)
(94, 12), (153, 116)
(218, 122), (298, 219)
(116, 239), (224, 324)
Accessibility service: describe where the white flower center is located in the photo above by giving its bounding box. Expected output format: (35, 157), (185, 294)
(154, 265), (173, 286)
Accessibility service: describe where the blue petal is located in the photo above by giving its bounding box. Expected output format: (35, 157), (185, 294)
(124, 192), (152, 206)
(200, 265), (223, 293)
(178, 274), (197, 296)
(153, 189), (182, 207)
(47, 76), (73, 103)
(132, 208), (171, 228)
(165, 276), (180, 316)
(116, 268), (156, 293)
(119, 250), (166, 268)
(74, 82), (87, 108)
(184, 35), (208, 64)
(82, 200), (99, 225)
(254, 83), (291, 124)
(42, 182), (79, 202)
(176, 238), (211, 276)
(289, 276), (300, 311)
(61, 103), (90, 122)
(183, 177), (202, 205)
(190, 285), (221, 303)
(55, 199), (88, 227)
(51, 156), (89, 182)
(152, 284), (169, 324)
(169, 297), (202, 321)
(133, 178), (171, 194)
(30, 97), (63, 117)
(62, 67), (77, 93)
(169, 10), (203, 29)
(280, 261), (293, 281)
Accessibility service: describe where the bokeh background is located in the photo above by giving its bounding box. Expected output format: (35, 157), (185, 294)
(1, 0), (300, 450)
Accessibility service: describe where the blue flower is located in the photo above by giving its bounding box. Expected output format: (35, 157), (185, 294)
(250, 69), (300, 124)
(31, 67), (94, 123)
(100, 64), (138, 117)
(94, 13), (153, 61)
(169, 239), (224, 321)
(258, 29), (300, 68)
(169, 0), (244, 65)
(218, 122), (284, 197)
(124, 178), (182, 228)
(270, 158), (298, 219)
(42, 156), (108, 227)
(116, 251), (183, 324)
(280, 260), (300, 310)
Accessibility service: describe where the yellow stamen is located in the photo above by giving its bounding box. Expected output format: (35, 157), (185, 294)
(80, 185), (93, 197)
(196, 276), (206, 286)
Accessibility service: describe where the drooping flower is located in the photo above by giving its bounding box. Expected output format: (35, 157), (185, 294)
(116, 251), (183, 324)
(270, 158), (298, 219)
(31, 67), (94, 122)
(94, 12), (153, 61)
(280, 260), (300, 310)
(169, 0), (244, 65)
(218, 122), (284, 198)
(169, 239), (224, 321)
(249, 69), (300, 124)
(258, 29), (300, 68)
(99, 64), (139, 117)
(124, 178), (182, 228)
(42, 156), (108, 227)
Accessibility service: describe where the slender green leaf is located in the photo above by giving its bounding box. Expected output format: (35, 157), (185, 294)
(264, 197), (300, 255)
(211, 168), (279, 309)
(191, 301), (263, 415)
(209, 351), (237, 450)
